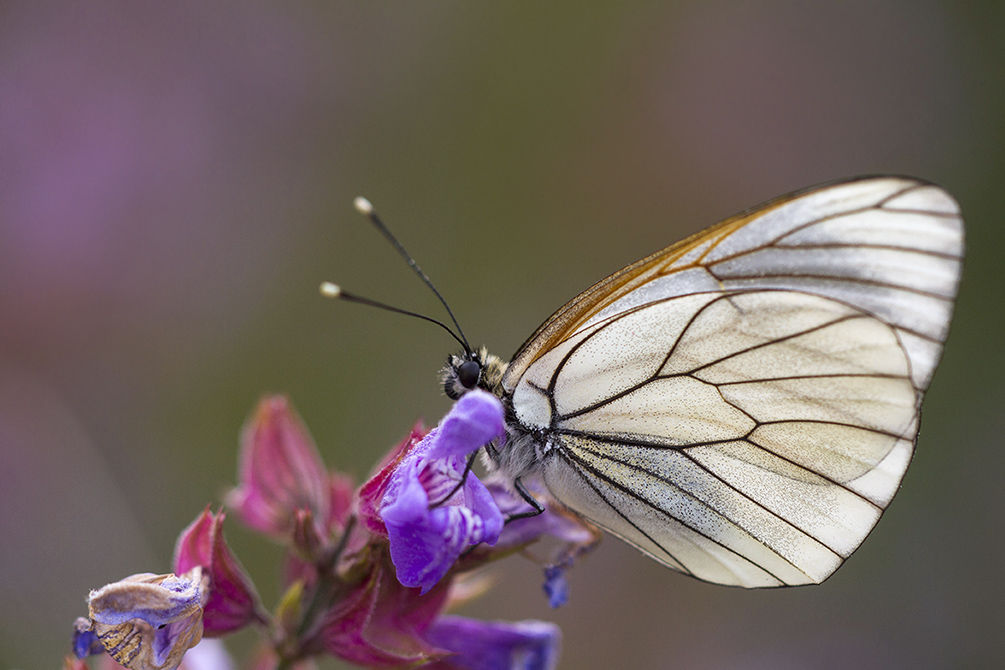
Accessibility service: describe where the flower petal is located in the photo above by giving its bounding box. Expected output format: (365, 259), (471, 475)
(226, 396), (330, 539)
(173, 508), (263, 635)
(424, 391), (505, 461)
(72, 617), (104, 658)
(173, 639), (234, 670)
(317, 556), (450, 669)
(329, 471), (355, 530)
(423, 616), (562, 670)
(542, 566), (568, 609)
(86, 569), (207, 670)
(456, 479), (601, 605)
(356, 425), (426, 538)
(379, 392), (506, 593)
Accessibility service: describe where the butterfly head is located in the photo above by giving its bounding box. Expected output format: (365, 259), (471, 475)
(441, 346), (507, 400)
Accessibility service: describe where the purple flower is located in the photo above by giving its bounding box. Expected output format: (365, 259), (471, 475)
(459, 479), (602, 608)
(423, 616), (562, 670)
(71, 390), (584, 670)
(380, 390), (506, 593)
(82, 569), (207, 670)
(356, 424), (426, 538)
(482, 479), (600, 556)
(316, 548), (562, 670)
(72, 617), (104, 658)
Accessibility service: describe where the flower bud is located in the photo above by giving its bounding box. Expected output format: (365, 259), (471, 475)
(226, 396), (330, 539)
(173, 508), (263, 635)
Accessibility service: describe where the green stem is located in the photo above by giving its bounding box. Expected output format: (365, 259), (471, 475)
(299, 516), (356, 637)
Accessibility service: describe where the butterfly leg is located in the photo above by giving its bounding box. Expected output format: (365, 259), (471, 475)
(506, 477), (545, 522)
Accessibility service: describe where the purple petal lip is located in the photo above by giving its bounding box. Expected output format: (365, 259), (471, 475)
(424, 390), (505, 461)
(423, 615), (562, 670)
(380, 391), (506, 593)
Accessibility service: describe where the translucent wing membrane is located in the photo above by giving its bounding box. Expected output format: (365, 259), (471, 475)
(503, 177), (963, 391)
(502, 177), (963, 587)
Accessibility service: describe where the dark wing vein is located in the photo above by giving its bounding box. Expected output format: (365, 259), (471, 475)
(705, 269), (956, 302)
(716, 372), (911, 386)
(571, 438), (845, 559)
(557, 297), (863, 421)
(552, 419), (890, 511)
(554, 442), (800, 583)
(774, 241), (962, 261)
(545, 448), (694, 576)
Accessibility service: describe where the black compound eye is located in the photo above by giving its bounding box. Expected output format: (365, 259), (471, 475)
(457, 360), (481, 389)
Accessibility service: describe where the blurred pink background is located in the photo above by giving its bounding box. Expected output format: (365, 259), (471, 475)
(1, 2), (1001, 668)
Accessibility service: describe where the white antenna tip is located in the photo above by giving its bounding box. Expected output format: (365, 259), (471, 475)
(319, 282), (341, 298)
(353, 196), (373, 215)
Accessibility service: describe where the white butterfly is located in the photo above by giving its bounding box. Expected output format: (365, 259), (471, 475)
(439, 176), (964, 587)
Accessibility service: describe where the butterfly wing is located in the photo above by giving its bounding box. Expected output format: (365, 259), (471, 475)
(502, 176), (963, 587)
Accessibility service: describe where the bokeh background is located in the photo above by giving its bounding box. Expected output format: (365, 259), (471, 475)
(1, 2), (1002, 668)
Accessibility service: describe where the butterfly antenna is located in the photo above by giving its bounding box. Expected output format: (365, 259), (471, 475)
(320, 282), (469, 352)
(353, 197), (473, 355)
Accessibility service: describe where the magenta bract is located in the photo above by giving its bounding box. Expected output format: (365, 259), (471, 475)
(173, 508), (263, 636)
(226, 396), (331, 540)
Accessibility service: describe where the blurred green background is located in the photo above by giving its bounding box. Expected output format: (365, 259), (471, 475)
(1, 2), (1002, 668)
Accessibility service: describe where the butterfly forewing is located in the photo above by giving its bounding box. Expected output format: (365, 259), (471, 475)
(501, 176), (963, 587)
